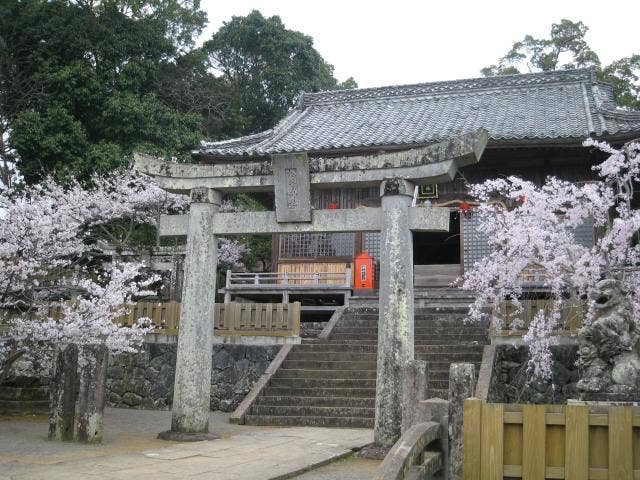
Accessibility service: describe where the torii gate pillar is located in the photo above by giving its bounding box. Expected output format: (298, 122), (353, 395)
(375, 178), (416, 446)
(168, 187), (220, 436)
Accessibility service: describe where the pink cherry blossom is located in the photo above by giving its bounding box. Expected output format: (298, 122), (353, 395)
(461, 138), (640, 379)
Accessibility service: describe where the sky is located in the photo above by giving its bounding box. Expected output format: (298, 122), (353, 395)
(200, 0), (640, 88)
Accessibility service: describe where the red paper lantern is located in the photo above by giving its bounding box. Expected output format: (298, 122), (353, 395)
(459, 201), (471, 213)
(328, 203), (339, 209)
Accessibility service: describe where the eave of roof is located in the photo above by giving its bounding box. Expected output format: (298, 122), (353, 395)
(195, 68), (640, 161)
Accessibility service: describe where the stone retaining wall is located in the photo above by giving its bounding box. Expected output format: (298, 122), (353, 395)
(488, 344), (579, 404)
(106, 343), (279, 412)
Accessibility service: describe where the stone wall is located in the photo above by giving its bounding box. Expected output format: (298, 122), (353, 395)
(106, 343), (279, 412)
(489, 344), (579, 404)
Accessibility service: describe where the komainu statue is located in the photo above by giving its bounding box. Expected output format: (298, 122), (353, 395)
(577, 279), (640, 393)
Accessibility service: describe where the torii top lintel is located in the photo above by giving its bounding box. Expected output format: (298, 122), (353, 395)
(133, 129), (488, 194)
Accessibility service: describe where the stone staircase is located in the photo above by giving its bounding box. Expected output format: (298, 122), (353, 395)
(243, 296), (488, 428)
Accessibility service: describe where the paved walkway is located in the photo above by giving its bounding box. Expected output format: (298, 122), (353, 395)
(292, 456), (381, 480)
(0, 408), (373, 480)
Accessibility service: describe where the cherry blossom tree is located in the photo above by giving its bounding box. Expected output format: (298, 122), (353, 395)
(0, 168), (252, 440)
(0, 171), (190, 441)
(461, 138), (640, 379)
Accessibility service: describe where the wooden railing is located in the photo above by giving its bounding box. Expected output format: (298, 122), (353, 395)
(463, 398), (640, 480)
(118, 302), (181, 332)
(45, 301), (301, 337)
(494, 298), (584, 335)
(214, 302), (300, 337)
(226, 269), (351, 288)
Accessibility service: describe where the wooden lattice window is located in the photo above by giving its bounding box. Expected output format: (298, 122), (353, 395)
(279, 233), (355, 258)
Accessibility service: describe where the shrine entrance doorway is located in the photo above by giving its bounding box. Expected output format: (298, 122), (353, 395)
(413, 211), (462, 287)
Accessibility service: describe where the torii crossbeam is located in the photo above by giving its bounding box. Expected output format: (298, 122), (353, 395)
(134, 129), (488, 446)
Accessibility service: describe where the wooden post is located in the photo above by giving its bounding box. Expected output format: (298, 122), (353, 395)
(292, 302), (301, 336)
(565, 405), (589, 480)
(480, 402), (503, 480)
(608, 406), (633, 479)
(522, 405), (545, 480)
(462, 398), (481, 480)
(344, 267), (352, 287)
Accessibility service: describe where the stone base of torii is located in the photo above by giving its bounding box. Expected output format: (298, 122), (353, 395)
(134, 129), (487, 446)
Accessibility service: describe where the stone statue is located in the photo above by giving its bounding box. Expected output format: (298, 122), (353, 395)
(577, 279), (640, 393)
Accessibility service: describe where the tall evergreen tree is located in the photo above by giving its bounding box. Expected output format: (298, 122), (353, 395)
(482, 19), (639, 110)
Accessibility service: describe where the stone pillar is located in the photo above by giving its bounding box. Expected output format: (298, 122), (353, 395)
(448, 363), (476, 480)
(170, 187), (221, 435)
(375, 178), (415, 447)
(401, 359), (428, 434)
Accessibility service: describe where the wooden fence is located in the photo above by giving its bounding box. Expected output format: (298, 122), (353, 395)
(46, 301), (301, 337)
(214, 302), (300, 337)
(463, 398), (640, 480)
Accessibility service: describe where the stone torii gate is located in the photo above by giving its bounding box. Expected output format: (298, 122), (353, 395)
(135, 129), (487, 446)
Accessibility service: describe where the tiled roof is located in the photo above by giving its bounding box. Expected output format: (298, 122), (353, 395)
(197, 68), (640, 159)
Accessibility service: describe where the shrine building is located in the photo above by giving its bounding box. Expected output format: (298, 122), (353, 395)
(193, 68), (640, 304)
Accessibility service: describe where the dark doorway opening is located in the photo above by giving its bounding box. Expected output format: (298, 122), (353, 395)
(413, 211), (460, 265)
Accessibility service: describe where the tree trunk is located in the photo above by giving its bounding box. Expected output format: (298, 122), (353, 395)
(49, 345), (79, 441)
(76, 345), (108, 443)
(48, 344), (109, 443)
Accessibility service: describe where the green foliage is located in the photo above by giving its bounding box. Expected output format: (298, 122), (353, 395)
(482, 19), (639, 109)
(1, 3), (355, 184)
(204, 10), (356, 137)
(230, 193), (273, 270)
(600, 55), (640, 110)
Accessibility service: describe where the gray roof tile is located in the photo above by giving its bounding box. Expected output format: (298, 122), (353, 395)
(198, 68), (640, 158)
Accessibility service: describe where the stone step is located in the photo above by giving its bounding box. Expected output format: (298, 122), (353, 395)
(427, 380), (451, 390)
(415, 352), (484, 362)
(269, 377), (376, 389)
(331, 327), (488, 336)
(274, 369), (377, 380)
(416, 344), (485, 353)
(250, 404), (375, 418)
(420, 361), (481, 371)
(244, 414), (374, 428)
(287, 352), (377, 362)
(305, 339), (378, 345)
(342, 313), (379, 320)
(328, 333), (487, 342)
(256, 395), (375, 408)
(429, 389), (448, 399)
(310, 337), (486, 346)
(262, 387), (376, 398)
(293, 343), (378, 353)
(292, 343), (484, 354)
(280, 360), (376, 371)
(287, 351), (483, 364)
(416, 336), (488, 345)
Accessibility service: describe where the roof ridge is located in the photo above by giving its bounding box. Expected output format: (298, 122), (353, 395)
(301, 68), (595, 107)
(200, 129), (272, 148)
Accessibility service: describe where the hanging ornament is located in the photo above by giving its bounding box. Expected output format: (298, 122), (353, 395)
(459, 201), (471, 214)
